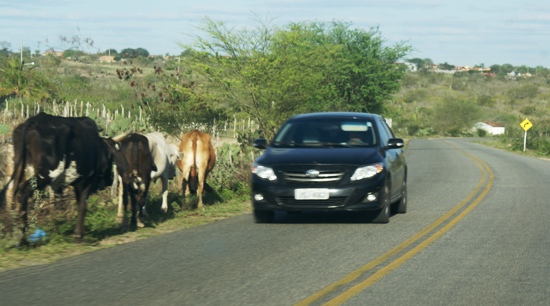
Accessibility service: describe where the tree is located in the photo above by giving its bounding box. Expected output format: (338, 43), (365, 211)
(318, 22), (410, 114)
(120, 48), (137, 58)
(407, 57), (433, 71)
(135, 48), (150, 58)
(0, 58), (57, 102)
(183, 17), (411, 138)
(119, 48), (150, 59)
(500, 63), (515, 74)
(0, 41), (11, 58)
(438, 62), (455, 70)
(432, 95), (482, 135)
(489, 64), (502, 75)
(104, 49), (118, 55)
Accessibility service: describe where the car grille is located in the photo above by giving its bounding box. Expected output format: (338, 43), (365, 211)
(282, 170), (344, 183)
(277, 196), (347, 207)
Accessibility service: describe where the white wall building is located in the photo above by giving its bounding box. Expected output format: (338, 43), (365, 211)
(474, 121), (505, 135)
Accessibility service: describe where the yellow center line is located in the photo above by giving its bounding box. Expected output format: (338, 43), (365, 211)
(296, 142), (493, 306)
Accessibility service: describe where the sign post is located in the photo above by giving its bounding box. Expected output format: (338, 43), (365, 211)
(520, 118), (533, 151)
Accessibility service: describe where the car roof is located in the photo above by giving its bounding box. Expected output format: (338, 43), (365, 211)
(288, 112), (382, 121)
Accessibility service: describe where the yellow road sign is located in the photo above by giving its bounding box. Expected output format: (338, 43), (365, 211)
(520, 118), (533, 131)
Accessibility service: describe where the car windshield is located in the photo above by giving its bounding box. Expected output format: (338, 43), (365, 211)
(272, 118), (377, 148)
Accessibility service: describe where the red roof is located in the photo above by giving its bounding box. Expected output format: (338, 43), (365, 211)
(482, 121), (504, 127)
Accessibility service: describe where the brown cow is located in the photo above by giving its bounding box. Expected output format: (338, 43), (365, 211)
(112, 133), (157, 229)
(177, 130), (216, 210)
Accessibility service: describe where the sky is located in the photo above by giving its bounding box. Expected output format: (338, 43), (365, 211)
(2, 0), (550, 67)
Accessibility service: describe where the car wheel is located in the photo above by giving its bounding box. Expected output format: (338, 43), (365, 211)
(253, 210), (275, 223)
(392, 179), (407, 214)
(371, 185), (390, 223)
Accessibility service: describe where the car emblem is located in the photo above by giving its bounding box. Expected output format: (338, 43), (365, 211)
(305, 169), (320, 177)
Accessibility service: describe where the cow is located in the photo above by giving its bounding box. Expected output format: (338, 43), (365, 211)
(144, 132), (179, 212)
(0, 112), (128, 245)
(113, 132), (179, 219)
(177, 130), (216, 210)
(112, 133), (157, 229)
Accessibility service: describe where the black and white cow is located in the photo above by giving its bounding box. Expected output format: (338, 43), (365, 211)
(0, 112), (128, 244)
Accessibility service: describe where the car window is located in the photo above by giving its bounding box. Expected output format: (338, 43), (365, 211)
(272, 118), (377, 147)
(381, 119), (395, 138)
(376, 118), (390, 145)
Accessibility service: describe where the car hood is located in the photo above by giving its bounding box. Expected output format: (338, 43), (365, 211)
(255, 147), (382, 166)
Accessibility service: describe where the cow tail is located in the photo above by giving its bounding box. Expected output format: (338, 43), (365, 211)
(189, 134), (199, 193)
(0, 182), (8, 210)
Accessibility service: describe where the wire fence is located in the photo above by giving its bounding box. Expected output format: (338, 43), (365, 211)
(0, 99), (259, 147)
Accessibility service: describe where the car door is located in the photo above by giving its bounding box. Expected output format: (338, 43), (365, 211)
(376, 117), (406, 201)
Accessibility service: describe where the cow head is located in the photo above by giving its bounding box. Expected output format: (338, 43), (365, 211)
(167, 144), (180, 179)
(100, 137), (129, 189)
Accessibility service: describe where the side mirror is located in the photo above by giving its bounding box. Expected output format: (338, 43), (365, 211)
(253, 138), (268, 149)
(387, 138), (405, 149)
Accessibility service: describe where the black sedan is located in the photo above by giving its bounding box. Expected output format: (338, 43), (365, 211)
(250, 112), (407, 223)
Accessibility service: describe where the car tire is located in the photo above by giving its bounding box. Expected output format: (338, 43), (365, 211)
(253, 210), (275, 223)
(371, 185), (390, 223)
(392, 179), (407, 214)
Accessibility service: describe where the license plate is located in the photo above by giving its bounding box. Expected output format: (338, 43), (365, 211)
(294, 188), (330, 200)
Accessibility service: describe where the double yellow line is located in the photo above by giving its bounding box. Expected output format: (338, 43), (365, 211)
(296, 142), (494, 306)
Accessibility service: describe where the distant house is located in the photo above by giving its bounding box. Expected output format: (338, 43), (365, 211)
(474, 121), (505, 135)
(98, 55), (115, 63)
(43, 50), (63, 57)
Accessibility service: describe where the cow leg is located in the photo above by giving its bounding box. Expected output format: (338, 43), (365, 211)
(160, 177), (169, 212)
(137, 195), (147, 228)
(129, 191), (137, 229)
(184, 177), (191, 197)
(116, 175), (124, 224)
(181, 177), (189, 211)
(129, 190), (148, 229)
(73, 186), (92, 242)
(17, 176), (51, 246)
(196, 172), (205, 210)
(16, 180), (33, 246)
(120, 184), (130, 228)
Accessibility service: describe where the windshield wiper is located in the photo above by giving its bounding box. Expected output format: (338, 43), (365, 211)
(272, 141), (299, 147)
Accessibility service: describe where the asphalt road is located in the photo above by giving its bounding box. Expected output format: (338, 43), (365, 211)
(1, 138), (550, 305)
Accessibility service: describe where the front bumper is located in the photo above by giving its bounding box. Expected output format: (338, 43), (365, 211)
(251, 175), (386, 212)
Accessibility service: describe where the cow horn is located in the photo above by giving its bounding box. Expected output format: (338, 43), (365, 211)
(111, 132), (130, 142)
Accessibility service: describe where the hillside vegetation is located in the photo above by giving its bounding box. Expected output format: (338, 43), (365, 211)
(390, 68), (550, 154)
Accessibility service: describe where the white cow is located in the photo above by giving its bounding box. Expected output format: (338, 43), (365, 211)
(115, 132), (179, 221)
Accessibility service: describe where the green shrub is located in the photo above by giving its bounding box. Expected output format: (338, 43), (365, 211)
(84, 196), (119, 240)
(476, 128), (488, 137)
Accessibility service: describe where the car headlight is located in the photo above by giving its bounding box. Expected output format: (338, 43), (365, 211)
(351, 163), (383, 181)
(251, 163), (277, 181)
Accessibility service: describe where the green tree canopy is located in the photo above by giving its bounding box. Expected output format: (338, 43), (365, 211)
(0, 58), (57, 102)
(432, 94), (482, 135)
(104, 48), (118, 55)
(119, 48), (150, 59)
(182, 17), (411, 138)
(438, 62), (455, 70)
(406, 57), (433, 71)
